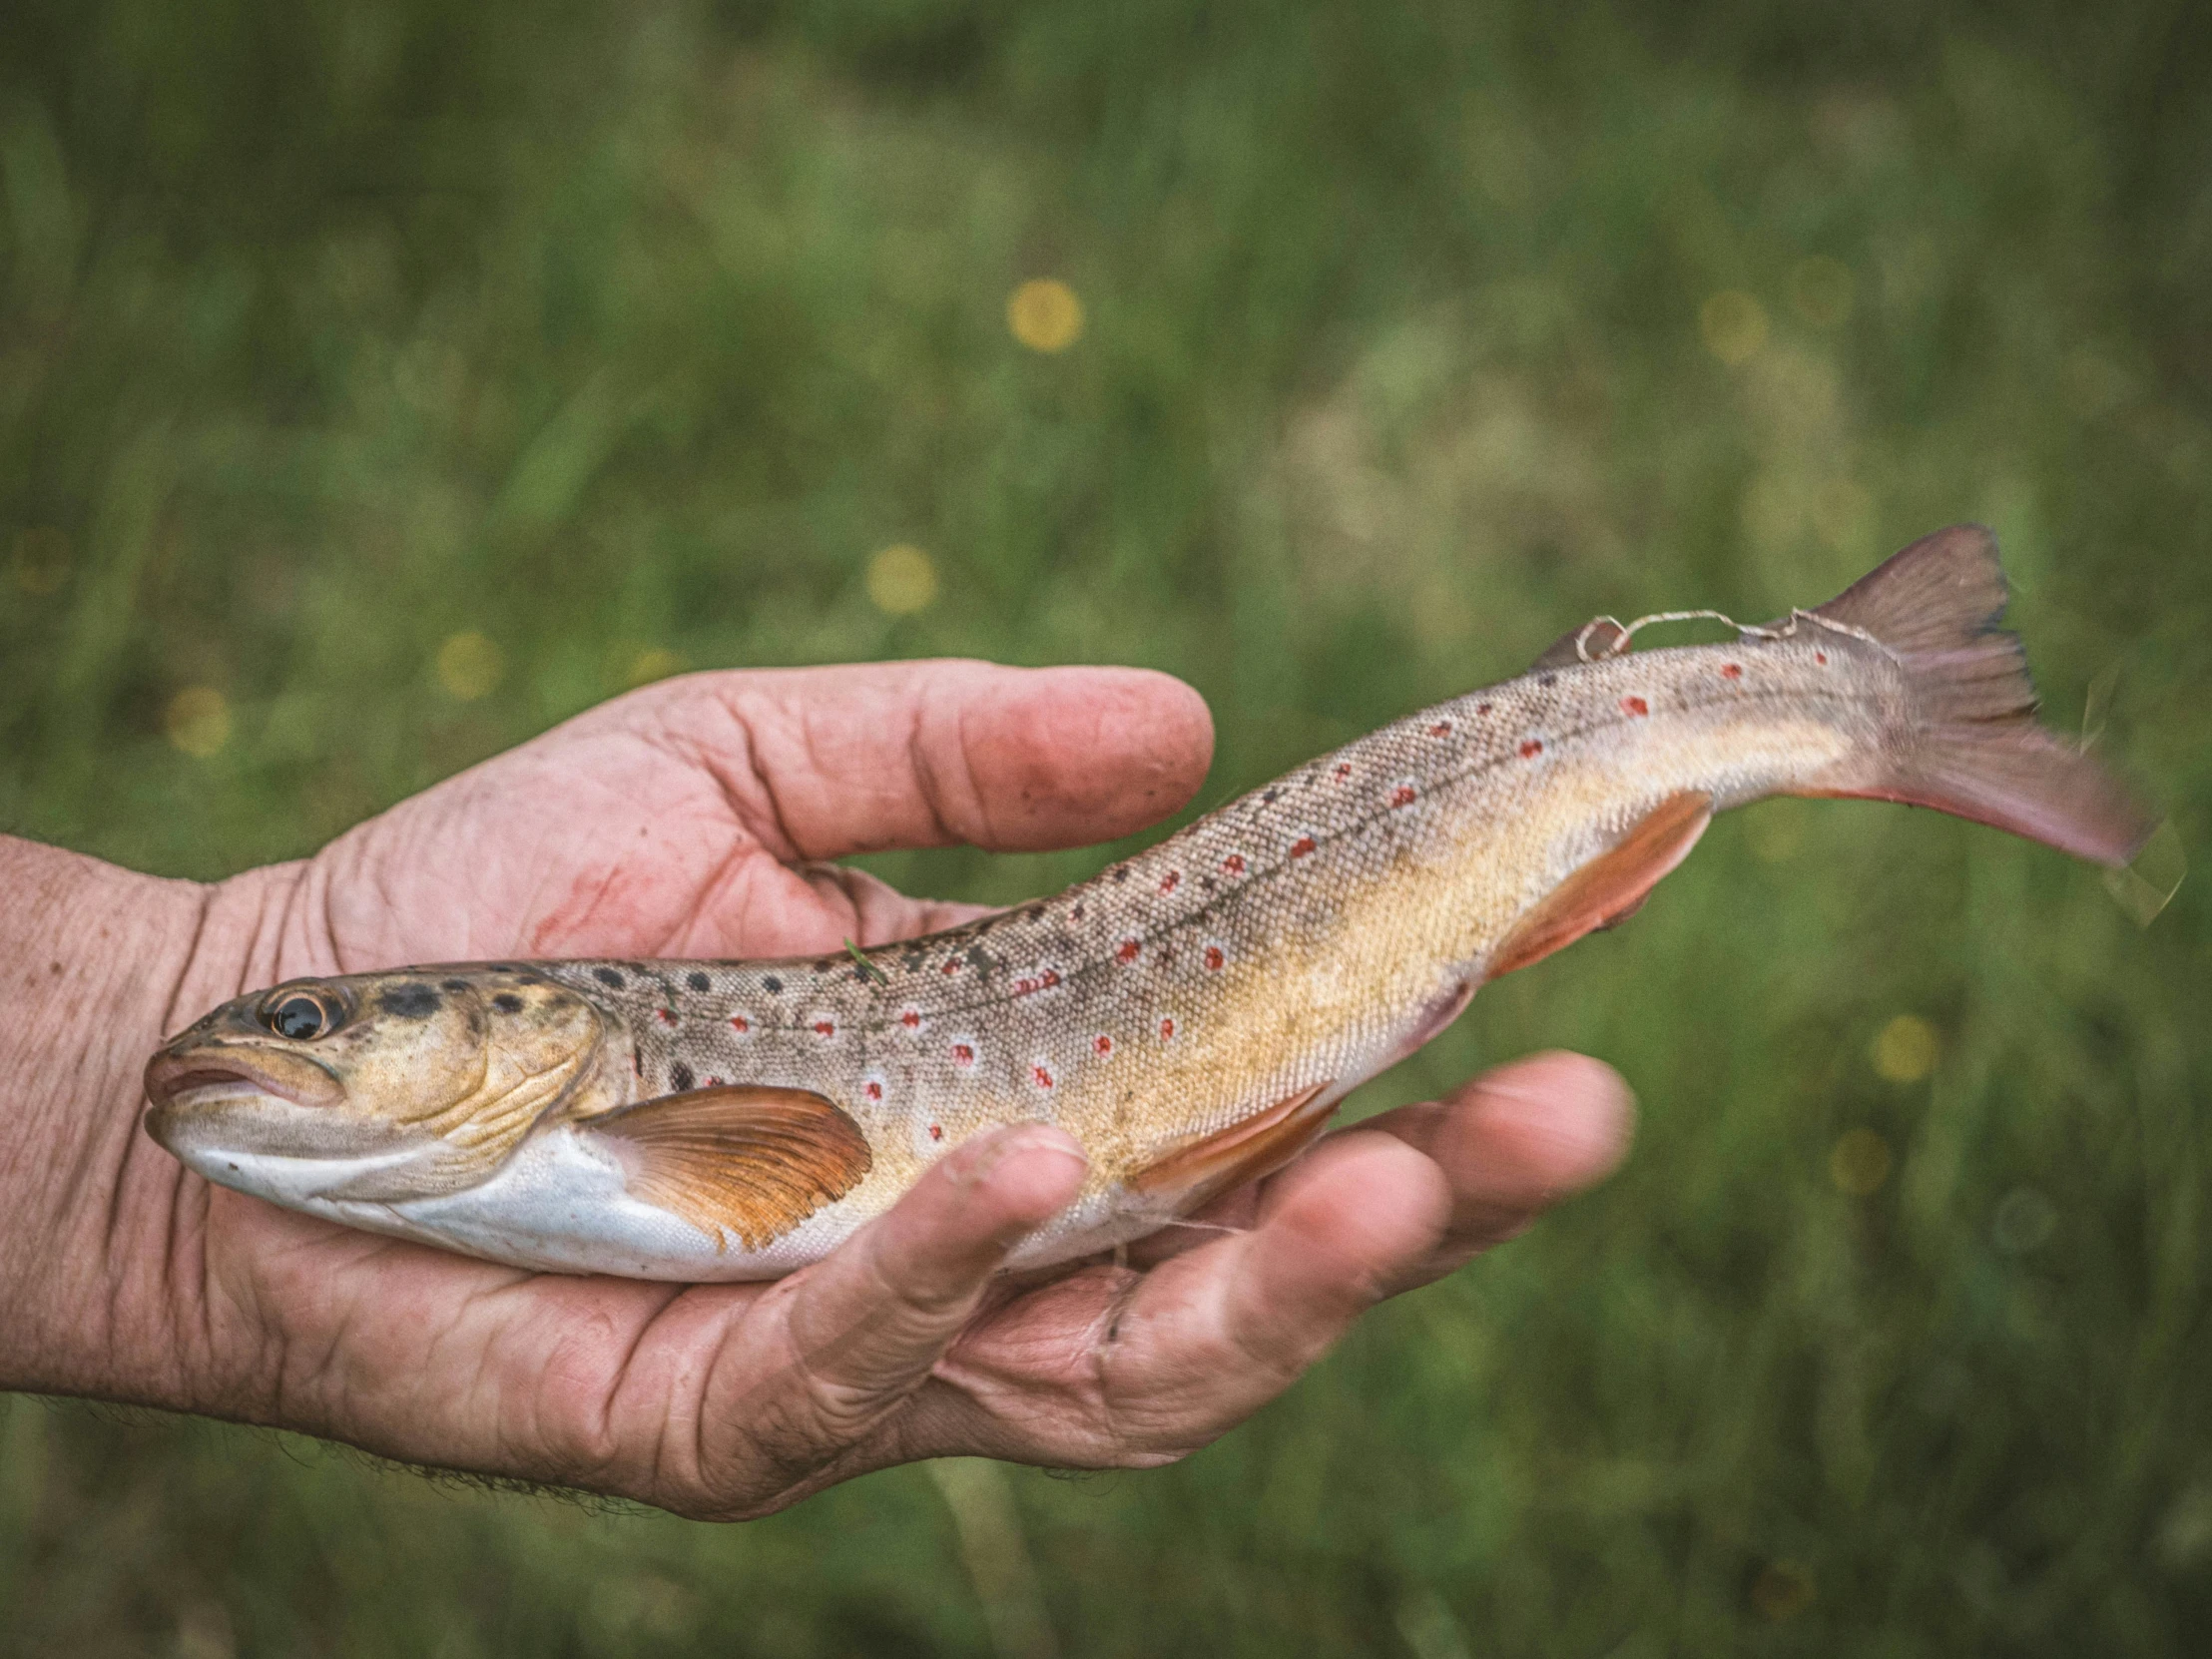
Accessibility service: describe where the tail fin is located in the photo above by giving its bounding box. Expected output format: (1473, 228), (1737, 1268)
(1804, 524), (2154, 867)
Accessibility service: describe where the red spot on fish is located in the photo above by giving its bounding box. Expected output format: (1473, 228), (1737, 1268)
(1043, 969), (1060, 987)
(1622, 695), (1649, 718)
(1160, 870), (1181, 894)
(1816, 650), (1829, 666)
(705, 1076), (723, 1087)
(1159, 1017), (1176, 1040)
(864, 1081), (883, 1102)
(813, 1020), (835, 1038)
(1095, 1034), (1113, 1055)
(941, 960), (960, 975)
(929, 1123), (943, 1141)
(657, 1008), (677, 1025)
(1476, 702), (1493, 715)
(1204, 945), (1225, 971)
(1391, 784), (1416, 809)
(729, 1015), (749, 1033)
(1428, 721), (1452, 737)
(899, 1009), (921, 1028)
(951, 1042), (975, 1065)
(1032, 1064), (1054, 1089)
(1290, 836), (1317, 858)
(1117, 939), (1141, 964)
(1223, 853), (1247, 874)
(1520, 739), (1544, 759)
(1721, 663), (1743, 681)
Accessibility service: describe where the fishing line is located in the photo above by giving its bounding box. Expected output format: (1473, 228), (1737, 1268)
(1570, 606), (1891, 662)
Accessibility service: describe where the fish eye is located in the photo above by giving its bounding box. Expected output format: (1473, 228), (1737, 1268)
(262, 990), (340, 1042)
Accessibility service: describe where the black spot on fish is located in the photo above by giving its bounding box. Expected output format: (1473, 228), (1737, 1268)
(1026, 905), (1046, 922)
(902, 952), (925, 971)
(594, 967), (625, 989)
(1112, 867), (1129, 883)
(378, 983), (441, 1020)
(814, 959), (832, 973)
(1539, 673), (1558, 688)
(440, 978), (469, 992)
(669, 1061), (695, 1092)
(1200, 875), (1217, 891)
(1070, 903), (1085, 921)
(762, 975), (783, 993)
(686, 971), (710, 993)
(492, 993), (524, 1014)
(487, 963), (516, 974)
(1263, 788), (1281, 804)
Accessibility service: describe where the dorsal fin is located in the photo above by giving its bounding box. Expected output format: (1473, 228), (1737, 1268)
(1528, 616), (1631, 673)
(589, 1084), (872, 1250)
(1129, 1082), (1337, 1214)
(1486, 792), (1713, 979)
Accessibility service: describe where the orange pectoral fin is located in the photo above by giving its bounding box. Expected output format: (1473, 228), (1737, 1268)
(588, 1084), (873, 1250)
(1487, 790), (1713, 979)
(1129, 1082), (1338, 1215)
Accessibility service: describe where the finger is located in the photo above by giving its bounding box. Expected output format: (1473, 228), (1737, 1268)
(1368, 1049), (1633, 1281)
(793, 861), (1000, 945)
(1036, 1133), (1453, 1455)
(754, 1125), (1088, 1449)
(632, 661), (1214, 860)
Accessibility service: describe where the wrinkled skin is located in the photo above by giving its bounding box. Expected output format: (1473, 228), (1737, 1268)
(1, 661), (1630, 1520)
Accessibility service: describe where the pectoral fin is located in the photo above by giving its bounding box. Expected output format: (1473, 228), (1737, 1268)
(1487, 791), (1713, 979)
(588, 1084), (873, 1250)
(1129, 1082), (1337, 1214)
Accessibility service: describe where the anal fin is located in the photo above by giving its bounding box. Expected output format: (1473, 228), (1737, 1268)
(1129, 1082), (1337, 1214)
(1487, 791), (1713, 979)
(587, 1084), (872, 1250)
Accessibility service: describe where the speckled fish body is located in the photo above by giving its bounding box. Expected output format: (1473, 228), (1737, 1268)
(144, 528), (2151, 1280)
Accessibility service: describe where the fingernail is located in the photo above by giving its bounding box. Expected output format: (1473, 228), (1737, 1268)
(946, 1122), (1088, 1189)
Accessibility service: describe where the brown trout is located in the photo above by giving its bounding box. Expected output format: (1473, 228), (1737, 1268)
(144, 527), (2151, 1280)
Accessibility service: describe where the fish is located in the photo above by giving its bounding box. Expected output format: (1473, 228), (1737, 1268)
(143, 526), (2153, 1281)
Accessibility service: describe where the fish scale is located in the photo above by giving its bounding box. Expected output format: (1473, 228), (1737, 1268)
(143, 527), (2154, 1280)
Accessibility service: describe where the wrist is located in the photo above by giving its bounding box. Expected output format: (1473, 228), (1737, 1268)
(0, 837), (303, 1411)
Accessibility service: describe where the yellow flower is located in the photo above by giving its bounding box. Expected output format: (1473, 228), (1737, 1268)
(435, 631), (506, 701)
(165, 687), (233, 758)
(1872, 1014), (1938, 1083)
(1006, 278), (1085, 352)
(866, 544), (939, 615)
(1699, 290), (1768, 365)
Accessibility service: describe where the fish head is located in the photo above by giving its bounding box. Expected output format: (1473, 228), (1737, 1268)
(143, 967), (614, 1206)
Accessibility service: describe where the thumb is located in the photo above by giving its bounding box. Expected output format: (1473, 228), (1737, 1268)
(776, 1124), (1088, 1433)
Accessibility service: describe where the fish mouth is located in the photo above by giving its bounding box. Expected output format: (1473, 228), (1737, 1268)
(141, 1043), (401, 1174)
(146, 1044), (346, 1114)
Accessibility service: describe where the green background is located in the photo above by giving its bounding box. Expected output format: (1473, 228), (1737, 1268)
(4, 1), (2208, 1652)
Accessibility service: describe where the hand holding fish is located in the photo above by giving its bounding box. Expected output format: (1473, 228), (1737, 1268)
(0, 660), (1629, 1518)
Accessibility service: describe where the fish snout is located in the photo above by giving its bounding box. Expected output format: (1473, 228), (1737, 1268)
(143, 1042), (352, 1163)
(145, 1042), (346, 1113)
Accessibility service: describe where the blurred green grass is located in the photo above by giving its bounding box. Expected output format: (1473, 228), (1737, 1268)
(4, 1), (2210, 1653)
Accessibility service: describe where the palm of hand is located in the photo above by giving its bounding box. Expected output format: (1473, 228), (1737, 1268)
(189, 662), (1627, 1518)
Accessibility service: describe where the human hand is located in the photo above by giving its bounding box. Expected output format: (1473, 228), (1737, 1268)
(9, 662), (1631, 1518)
